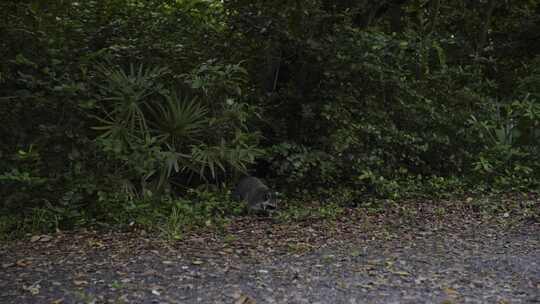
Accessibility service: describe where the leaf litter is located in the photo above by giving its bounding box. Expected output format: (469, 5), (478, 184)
(0, 196), (538, 303)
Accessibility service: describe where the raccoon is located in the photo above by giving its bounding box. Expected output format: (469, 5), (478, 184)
(233, 176), (278, 212)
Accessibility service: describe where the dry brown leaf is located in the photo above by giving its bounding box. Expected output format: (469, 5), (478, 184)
(391, 270), (410, 276)
(16, 259), (32, 267)
(73, 280), (88, 286)
(39, 235), (53, 242)
(234, 294), (257, 304)
(444, 287), (459, 298)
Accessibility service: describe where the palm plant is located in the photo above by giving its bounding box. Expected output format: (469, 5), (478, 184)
(94, 64), (169, 141)
(94, 62), (262, 196)
(146, 91), (208, 147)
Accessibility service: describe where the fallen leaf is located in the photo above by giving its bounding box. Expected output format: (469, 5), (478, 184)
(118, 294), (129, 302)
(30, 235), (41, 242)
(39, 235), (53, 242)
(444, 287), (459, 298)
(141, 270), (158, 276)
(391, 270), (410, 276)
(16, 259), (32, 267)
(23, 283), (41, 295)
(29, 286), (40, 295)
(192, 260), (203, 265)
(73, 280), (88, 286)
(234, 294), (257, 304)
(2, 262), (15, 268)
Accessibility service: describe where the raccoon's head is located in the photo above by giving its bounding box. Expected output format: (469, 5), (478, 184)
(250, 191), (279, 212)
(262, 191), (279, 211)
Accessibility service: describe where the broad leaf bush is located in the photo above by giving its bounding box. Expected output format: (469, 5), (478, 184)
(1, 0), (539, 237)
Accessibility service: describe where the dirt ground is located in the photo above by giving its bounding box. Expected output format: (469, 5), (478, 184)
(1, 202), (539, 304)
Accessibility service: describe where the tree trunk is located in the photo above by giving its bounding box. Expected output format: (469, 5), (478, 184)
(388, 2), (404, 33)
(477, 0), (497, 53)
(426, 0), (441, 35)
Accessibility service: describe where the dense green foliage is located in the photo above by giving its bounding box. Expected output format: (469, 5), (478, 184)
(1, 0), (539, 236)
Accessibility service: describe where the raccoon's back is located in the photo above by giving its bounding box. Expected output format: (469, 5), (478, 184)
(234, 176), (268, 200)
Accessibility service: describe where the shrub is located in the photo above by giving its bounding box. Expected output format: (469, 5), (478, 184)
(93, 62), (263, 197)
